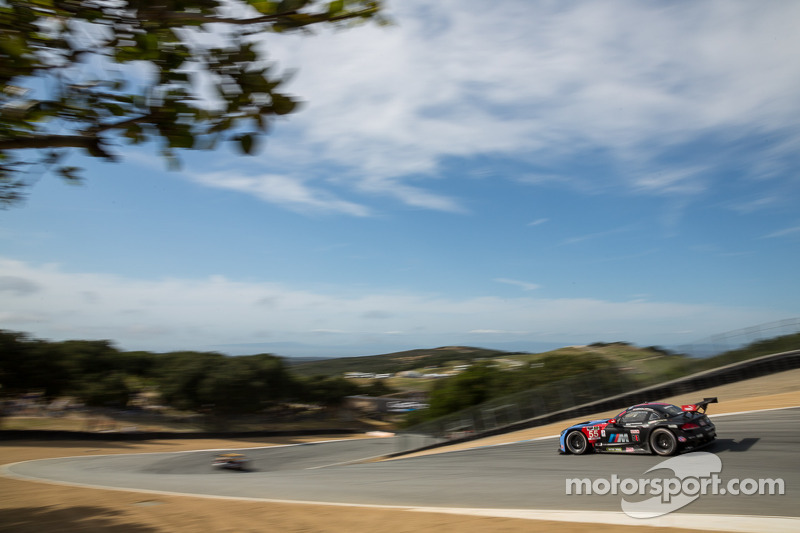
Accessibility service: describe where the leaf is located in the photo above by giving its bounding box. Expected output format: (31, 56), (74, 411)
(277, 0), (309, 13)
(135, 33), (159, 52)
(57, 166), (82, 181)
(103, 103), (126, 116)
(248, 0), (279, 14)
(0, 34), (28, 58)
(254, 113), (270, 132)
(237, 133), (256, 154)
(167, 132), (194, 149)
(328, 0), (344, 15)
(270, 93), (298, 115)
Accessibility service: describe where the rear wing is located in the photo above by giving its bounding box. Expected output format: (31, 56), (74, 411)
(681, 397), (718, 414)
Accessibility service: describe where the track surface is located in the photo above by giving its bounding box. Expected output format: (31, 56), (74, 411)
(6, 408), (799, 517)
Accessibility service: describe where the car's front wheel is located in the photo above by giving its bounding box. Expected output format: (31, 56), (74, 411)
(650, 428), (678, 456)
(566, 430), (590, 454)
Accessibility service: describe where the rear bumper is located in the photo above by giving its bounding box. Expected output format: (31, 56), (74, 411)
(679, 427), (716, 451)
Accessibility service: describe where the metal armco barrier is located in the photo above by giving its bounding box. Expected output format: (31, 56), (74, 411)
(394, 349), (800, 457)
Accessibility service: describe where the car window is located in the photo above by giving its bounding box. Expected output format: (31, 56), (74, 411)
(648, 411), (662, 421)
(619, 410), (647, 425)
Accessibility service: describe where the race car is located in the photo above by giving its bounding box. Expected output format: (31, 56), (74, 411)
(559, 397), (717, 456)
(212, 453), (251, 470)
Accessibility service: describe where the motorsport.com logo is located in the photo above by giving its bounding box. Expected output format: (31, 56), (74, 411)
(565, 452), (785, 518)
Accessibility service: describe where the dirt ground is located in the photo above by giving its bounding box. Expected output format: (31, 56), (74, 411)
(2, 369), (798, 533)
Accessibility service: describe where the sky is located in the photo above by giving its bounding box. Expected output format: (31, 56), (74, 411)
(2, 0), (799, 358)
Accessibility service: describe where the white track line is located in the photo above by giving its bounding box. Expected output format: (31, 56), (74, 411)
(2, 405), (798, 531)
(2, 464), (797, 533)
(408, 508), (800, 533)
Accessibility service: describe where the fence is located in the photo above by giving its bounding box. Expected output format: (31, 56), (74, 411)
(397, 319), (800, 454)
(676, 318), (800, 358)
(399, 367), (637, 446)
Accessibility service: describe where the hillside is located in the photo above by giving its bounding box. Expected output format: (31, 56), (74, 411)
(286, 342), (678, 380)
(287, 346), (510, 377)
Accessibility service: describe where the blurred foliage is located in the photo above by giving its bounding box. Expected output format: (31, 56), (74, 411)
(403, 334), (800, 427)
(0, 329), (391, 413)
(289, 346), (508, 377)
(3, 329), (797, 422)
(0, 0), (387, 205)
(414, 353), (616, 423)
(690, 332), (800, 372)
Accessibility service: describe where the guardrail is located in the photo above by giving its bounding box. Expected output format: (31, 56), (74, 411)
(677, 318), (800, 357)
(394, 349), (800, 456)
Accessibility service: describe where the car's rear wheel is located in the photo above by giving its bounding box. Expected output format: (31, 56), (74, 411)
(650, 428), (678, 456)
(566, 430), (589, 454)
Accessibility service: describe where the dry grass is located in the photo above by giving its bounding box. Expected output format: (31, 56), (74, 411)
(2, 369), (798, 533)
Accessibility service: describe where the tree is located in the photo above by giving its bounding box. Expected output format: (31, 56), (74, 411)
(424, 362), (509, 419)
(0, 0), (386, 205)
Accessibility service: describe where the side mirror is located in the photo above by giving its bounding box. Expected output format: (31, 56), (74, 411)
(608, 418), (617, 425)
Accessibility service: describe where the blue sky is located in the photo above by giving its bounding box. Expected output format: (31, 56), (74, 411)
(2, 0), (799, 357)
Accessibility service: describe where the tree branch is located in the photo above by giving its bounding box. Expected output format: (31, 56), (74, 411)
(82, 114), (154, 136)
(0, 135), (96, 151)
(152, 6), (378, 27)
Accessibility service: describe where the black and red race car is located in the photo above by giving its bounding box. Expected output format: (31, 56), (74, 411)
(559, 397), (717, 456)
(212, 453), (251, 470)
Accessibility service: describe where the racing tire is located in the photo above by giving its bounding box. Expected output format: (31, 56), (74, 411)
(565, 430), (590, 455)
(650, 428), (678, 456)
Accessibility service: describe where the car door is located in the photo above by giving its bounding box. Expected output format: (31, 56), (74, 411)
(620, 409), (650, 449)
(602, 409), (648, 449)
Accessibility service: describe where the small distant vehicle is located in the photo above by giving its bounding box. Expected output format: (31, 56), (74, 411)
(559, 397), (718, 456)
(212, 453), (251, 470)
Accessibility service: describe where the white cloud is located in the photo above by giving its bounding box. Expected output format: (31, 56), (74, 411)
(0, 256), (785, 354)
(728, 195), (780, 214)
(494, 278), (541, 291)
(186, 171), (371, 216)
(763, 225), (800, 239)
(0, 275), (41, 296)
(469, 329), (527, 335)
(562, 225), (635, 245)
(632, 167), (711, 196)
(108, 1), (797, 216)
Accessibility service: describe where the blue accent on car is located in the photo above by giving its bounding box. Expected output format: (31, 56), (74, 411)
(558, 418), (609, 452)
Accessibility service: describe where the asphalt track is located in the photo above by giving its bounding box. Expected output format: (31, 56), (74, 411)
(4, 408), (799, 528)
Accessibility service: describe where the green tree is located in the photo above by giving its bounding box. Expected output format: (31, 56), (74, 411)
(197, 353), (291, 413)
(80, 371), (131, 407)
(299, 375), (360, 407)
(425, 362), (510, 419)
(155, 350), (224, 410)
(409, 353), (618, 424)
(0, 330), (76, 397)
(0, 0), (386, 205)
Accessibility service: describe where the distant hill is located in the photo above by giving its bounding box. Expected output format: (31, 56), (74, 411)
(282, 356), (331, 366)
(287, 346), (510, 377)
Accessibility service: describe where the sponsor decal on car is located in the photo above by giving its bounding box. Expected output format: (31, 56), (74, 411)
(608, 433), (630, 443)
